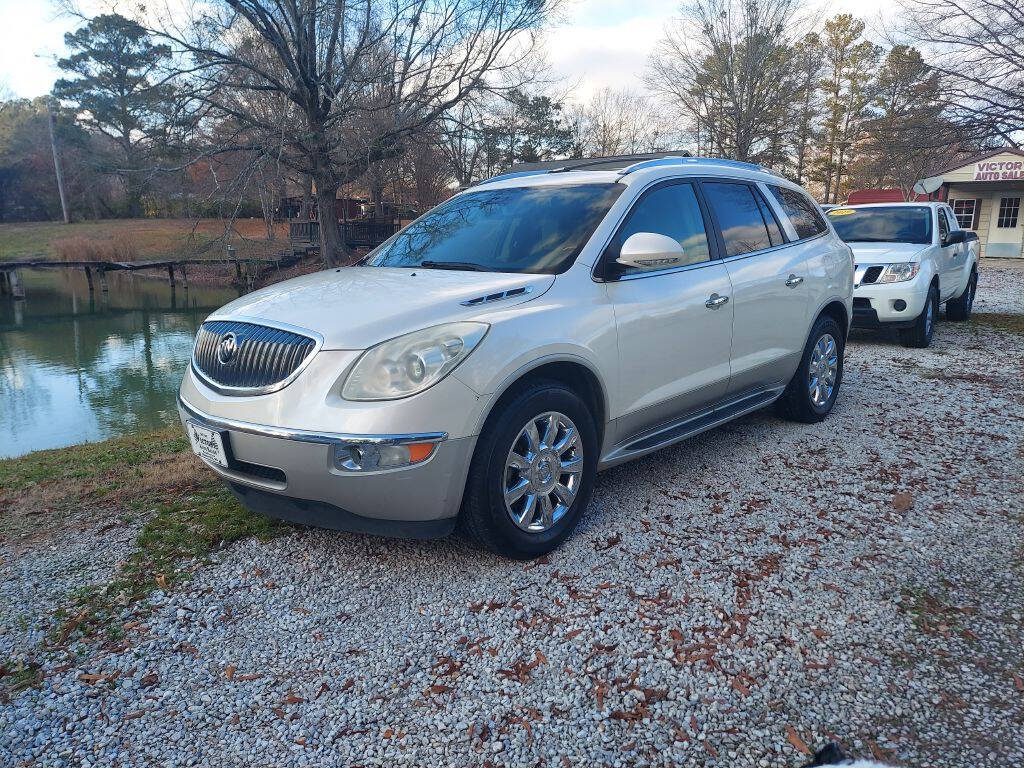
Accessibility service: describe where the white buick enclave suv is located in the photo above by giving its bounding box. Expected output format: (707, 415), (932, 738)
(179, 156), (854, 559)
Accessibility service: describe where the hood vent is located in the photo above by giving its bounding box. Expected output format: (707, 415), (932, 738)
(459, 286), (533, 307)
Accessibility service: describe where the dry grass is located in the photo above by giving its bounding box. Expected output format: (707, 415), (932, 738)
(0, 218), (288, 263)
(52, 234), (139, 263)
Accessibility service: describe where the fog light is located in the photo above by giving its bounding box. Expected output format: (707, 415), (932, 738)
(893, 299), (907, 312)
(334, 441), (436, 471)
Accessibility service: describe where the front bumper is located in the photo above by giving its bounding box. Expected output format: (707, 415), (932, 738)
(851, 271), (929, 328)
(178, 395), (474, 537)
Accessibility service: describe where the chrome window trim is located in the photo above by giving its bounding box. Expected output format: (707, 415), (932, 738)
(191, 315), (325, 397)
(178, 395), (448, 446)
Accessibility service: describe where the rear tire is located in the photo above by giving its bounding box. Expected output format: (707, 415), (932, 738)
(945, 268), (977, 321)
(777, 314), (844, 424)
(899, 283), (938, 348)
(459, 381), (598, 560)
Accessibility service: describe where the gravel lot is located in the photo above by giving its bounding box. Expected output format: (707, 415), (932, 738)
(2, 260), (1023, 768)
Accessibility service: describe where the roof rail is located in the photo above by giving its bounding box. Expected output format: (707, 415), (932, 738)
(476, 152), (694, 185)
(476, 169), (551, 185)
(618, 156), (782, 178)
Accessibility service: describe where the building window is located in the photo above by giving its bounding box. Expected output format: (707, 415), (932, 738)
(951, 199), (977, 230)
(997, 197), (1020, 228)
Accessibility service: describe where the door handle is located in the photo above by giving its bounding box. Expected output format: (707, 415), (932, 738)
(705, 293), (729, 309)
(785, 274), (804, 287)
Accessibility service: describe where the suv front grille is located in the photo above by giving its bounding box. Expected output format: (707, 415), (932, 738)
(861, 266), (884, 284)
(192, 320), (317, 394)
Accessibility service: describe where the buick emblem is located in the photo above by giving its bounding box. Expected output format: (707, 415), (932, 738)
(217, 332), (239, 364)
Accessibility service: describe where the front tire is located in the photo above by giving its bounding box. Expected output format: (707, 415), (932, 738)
(945, 269), (977, 321)
(459, 381), (598, 560)
(777, 314), (844, 424)
(899, 282), (938, 347)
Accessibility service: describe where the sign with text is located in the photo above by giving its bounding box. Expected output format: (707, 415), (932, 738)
(974, 160), (1024, 181)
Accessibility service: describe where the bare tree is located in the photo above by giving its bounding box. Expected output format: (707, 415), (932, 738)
(646, 0), (804, 163)
(142, 0), (556, 265)
(578, 88), (670, 157)
(894, 0), (1023, 145)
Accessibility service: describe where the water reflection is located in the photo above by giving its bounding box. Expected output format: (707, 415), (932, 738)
(0, 270), (237, 457)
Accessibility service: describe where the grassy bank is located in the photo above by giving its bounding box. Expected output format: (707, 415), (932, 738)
(0, 218), (287, 262)
(0, 428), (281, 662)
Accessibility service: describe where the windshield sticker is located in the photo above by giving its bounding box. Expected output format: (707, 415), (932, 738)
(827, 208), (856, 216)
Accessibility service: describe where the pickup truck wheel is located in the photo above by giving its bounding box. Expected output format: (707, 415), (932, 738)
(899, 283), (938, 348)
(777, 315), (844, 424)
(945, 269), (977, 321)
(459, 381), (597, 560)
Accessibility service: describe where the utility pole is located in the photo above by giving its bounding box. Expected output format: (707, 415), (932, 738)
(48, 103), (71, 224)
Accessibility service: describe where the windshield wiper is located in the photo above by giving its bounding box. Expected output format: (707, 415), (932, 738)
(419, 260), (490, 272)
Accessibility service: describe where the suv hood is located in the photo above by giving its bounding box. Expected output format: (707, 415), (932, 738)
(208, 267), (554, 350)
(848, 242), (929, 263)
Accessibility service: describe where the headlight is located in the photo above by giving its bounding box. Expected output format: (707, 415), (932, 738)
(878, 263), (920, 283)
(342, 322), (488, 400)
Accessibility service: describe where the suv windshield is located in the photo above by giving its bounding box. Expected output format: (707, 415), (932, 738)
(827, 206), (933, 245)
(364, 183), (623, 274)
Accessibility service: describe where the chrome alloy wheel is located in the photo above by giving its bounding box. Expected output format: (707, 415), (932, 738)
(504, 411), (584, 533)
(925, 292), (935, 335)
(808, 333), (839, 408)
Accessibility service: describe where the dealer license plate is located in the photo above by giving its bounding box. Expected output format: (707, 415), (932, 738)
(186, 421), (229, 468)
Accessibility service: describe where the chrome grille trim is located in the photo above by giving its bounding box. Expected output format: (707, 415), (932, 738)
(191, 317), (322, 396)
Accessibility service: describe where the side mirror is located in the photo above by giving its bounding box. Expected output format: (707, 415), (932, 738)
(615, 232), (685, 272)
(944, 230), (966, 246)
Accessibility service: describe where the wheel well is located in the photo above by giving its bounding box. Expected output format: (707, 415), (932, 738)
(483, 361), (607, 442)
(818, 300), (848, 336)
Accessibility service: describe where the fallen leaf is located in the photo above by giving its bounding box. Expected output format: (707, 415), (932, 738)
(78, 673), (105, 684)
(565, 628), (583, 640)
(282, 691), (304, 705)
(892, 492), (913, 513)
(1013, 673), (1024, 693)
(224, 665), (236, 680)
(785, 725), (811, 755)
(730, 677), (750, 696)
(155, 574), (168, 590)
(233, 673), (261, 682)
(867, 738), (887, 761)
(140, 672), (158, 688)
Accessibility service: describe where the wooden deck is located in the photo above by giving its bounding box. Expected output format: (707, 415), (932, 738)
(0, 253), (303, 298)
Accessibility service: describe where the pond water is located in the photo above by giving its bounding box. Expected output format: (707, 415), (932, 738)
(1, 270), (237, 458)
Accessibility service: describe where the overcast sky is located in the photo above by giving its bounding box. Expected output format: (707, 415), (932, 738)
(0, 0), (893, 103)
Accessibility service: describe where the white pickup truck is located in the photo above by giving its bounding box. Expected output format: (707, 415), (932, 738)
(826, 202), (979, 347)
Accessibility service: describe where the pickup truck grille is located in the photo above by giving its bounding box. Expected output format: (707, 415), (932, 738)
(861, 266), (883, 284)
(192, 320), (317, 394)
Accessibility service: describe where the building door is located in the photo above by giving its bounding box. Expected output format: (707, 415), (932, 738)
(987, 194), (1023, 259)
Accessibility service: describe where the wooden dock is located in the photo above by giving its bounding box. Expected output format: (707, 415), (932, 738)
(0, 253), (304, 298)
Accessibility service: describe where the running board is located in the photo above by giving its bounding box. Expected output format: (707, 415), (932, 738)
(599, 387), (784, 468)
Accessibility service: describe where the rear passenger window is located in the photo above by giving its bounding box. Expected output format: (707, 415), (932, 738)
(609, 182), (712, 274)
(702, 182), (775, 257)
(767, 185), (828, 240)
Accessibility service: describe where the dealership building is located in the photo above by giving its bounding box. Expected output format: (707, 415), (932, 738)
(848, 148), (1024, 259)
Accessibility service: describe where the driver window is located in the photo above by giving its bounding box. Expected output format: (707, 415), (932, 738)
(606, 182), (711, 276)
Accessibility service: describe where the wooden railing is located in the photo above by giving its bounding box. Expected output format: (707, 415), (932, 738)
(288, 219), (399, 251)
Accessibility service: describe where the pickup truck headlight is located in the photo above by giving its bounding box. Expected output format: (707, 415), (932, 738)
(342, 322), (488, 401)
(878, 263), (920, 283)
